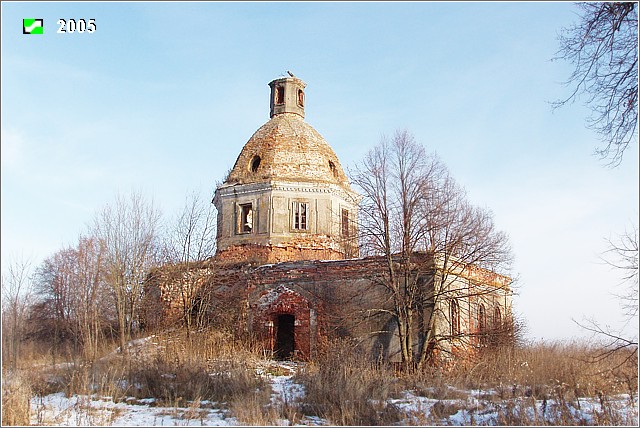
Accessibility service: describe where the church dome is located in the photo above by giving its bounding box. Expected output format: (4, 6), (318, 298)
(225, 113), (351, 188)
(213, 75), (361, 264)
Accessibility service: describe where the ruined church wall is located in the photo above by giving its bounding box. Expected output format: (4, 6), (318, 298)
(145, 255), (513, 363)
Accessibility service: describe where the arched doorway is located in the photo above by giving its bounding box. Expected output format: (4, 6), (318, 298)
(275, 314), (295, 360)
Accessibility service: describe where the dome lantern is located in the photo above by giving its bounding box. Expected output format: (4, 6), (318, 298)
(269, 75), (306, 119)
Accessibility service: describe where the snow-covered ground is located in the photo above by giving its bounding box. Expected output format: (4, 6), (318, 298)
(31, 393), (235, 426)
(390, 389), (638, 425)
(29, 360), (313, 427)
(28, 360), (638, 426)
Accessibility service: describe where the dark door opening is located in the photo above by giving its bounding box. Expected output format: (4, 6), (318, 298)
(275, 314), (295, 360)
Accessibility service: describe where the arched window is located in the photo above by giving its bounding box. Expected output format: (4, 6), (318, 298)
(493, 306), (502, 328)
(450, 300), (460, 336)
(478, 303), (486, 334)
(297, 89), (304, 107)
(341, 209), (350, 237)
(250, 155), (261, 172)
(275, 86), (284, 105)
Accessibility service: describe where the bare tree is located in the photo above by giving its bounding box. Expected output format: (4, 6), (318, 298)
(578, 225), (639, 367)
(28, 236), (111, 363)
(163, 191), (217, 337)
(74, 236), (110, 362)
(350, 130), (513, 370)
(554, 1), (638, 377)
(351, 131), (430, 368)
(92, 191), (161, 354)
(32, 247), (80, 362)
(553, 2), (638, 166)
(1, 257), (34, 369)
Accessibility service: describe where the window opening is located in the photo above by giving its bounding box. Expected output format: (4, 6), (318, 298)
(478, 303), (486, 333)
(293, 201), (308, 230)
(297, 89), (304, 107)
(478, 303), (488, 345)
(450, 300), (460, 336)
(275, 86), (284, 105)
(494, 306), (501, 327)
(341, 209), (350, 237)
(250, 155), (261, 172)
(328, 160), (338, 178)
(239, 203), (253, 233)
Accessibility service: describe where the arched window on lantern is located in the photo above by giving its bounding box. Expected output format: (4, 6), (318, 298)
(275, 86), (284, 105)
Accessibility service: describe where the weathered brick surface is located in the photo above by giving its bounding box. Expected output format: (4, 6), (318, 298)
(215, 244), (345, 264)
(226, 113), (351, 187)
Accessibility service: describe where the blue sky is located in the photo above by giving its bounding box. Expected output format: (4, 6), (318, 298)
(2, 1), (638, 342)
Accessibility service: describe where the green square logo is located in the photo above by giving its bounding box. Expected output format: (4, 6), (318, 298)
(23, 18), (44, 34)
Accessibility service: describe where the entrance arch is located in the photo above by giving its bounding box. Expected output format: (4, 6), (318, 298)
(251, 285), (314, 360)
(275, 314), (295, 359)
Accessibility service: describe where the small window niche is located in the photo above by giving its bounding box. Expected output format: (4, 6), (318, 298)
(478, 304), (486, 333)
(239, 203), (253, 233)
(297, 89), (304, 107)
(328, 160), (338, 178)
(250, 155), (261, 173)
(275, 86), (285, 105)
(493, 306), (502, 328)
(450, 300), (460, 336)
(292, 201), (308, 230)
(341, 208), (350, 237)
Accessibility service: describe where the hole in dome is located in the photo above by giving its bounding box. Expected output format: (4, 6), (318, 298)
(250, 156), (261, 172)
(328, 160), (338, 177)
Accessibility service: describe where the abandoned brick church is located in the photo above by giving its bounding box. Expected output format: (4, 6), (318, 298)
(145, 75), (513, 362)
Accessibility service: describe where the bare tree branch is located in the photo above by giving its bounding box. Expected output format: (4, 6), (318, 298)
(553, 2), (638, 166)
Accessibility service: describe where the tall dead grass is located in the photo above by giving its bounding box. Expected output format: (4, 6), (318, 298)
(120, 328), (268, 405)
(401, 340), (638, 425)
(17, 328), (269, 423)
(1, 369), (32, 426)
(296, 338), (402, 425)
(451, 341), (638, 399)
(8, 327), (637, 426)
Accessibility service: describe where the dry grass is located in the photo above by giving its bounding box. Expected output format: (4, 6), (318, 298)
(229, 391), (279, 425)
(399, 341), (638, 425)
(127, 355), (266, 405)
(296, 338), (403, 425)
(228, 360), (304, 425)
(1, 369), (32, 426)
(8, 328), (637, 426)
(18, 327), (269, 424)
(451, 341), (638, 399)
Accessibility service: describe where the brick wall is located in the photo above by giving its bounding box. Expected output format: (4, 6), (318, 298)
(215, 244), (346, 265)
(146, 254), (513, 362)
